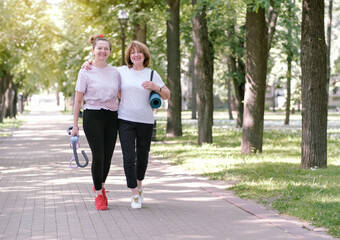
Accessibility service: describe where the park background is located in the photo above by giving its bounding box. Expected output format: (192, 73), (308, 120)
(0, 0), (339, 238)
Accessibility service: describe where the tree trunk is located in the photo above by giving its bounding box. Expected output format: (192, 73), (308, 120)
(241, 7), (268, 154)
(301, 0), (328, 168)
(326, 0), (333, 89)
(285, 57), (292, 125)
(131, 2), (147, 44)
(132, 23), (147, 44)
(285, 0), (293, 125)
(227, 77), (233, 120)
(272, 79), (276, 112)
(0, 94), (5, 122)
(267, 0), (280, 55)
(189, 50), (197, 119)
(9, 88), (16, 118)
(227, 22), (245, 128)
(192, 0), (213, 145)
(166, 0), (182, 137)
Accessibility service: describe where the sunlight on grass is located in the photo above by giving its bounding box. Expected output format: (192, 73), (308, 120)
(151, 112), (340, 237)
(0, 118), (24, 138)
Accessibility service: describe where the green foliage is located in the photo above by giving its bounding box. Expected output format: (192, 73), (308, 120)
(0, 0), (64, 97)
(334, 55), (340, 74)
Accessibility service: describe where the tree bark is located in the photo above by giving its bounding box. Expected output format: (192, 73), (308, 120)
(189, 50), (197, 119)
(241, 7), (268, 154)
(326, 0), (333, 88)
(227, 77), (233, 120)
(301, 0), (328, 168)
(166, 0), (182, 137)
(285, 0), (293, 125)
(0, 95), (5, 122)
(131, 2), (147, 44)
(132, 23), (147, 44)
(285, 56), (292, 125)
(267, 0), (279, 55)
(227, 22), (245, 128)
(192, 0), (213, 145)
(0, 74), (11, 122)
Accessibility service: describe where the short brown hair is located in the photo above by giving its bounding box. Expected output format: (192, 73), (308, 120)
(125, 41), (151, 68)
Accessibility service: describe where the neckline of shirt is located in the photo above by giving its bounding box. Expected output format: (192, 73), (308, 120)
(92, 64), (109, 70)
(131, 67), (147, 72)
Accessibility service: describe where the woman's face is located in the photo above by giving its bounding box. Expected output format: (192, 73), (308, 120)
(92, 40), (111, 61)
(130, 47), (145, 67)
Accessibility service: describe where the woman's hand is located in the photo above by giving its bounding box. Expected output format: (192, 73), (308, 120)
(141, 81), (170, 100)
(142, 81), (159, 91)
(71, 126), (79, 137)
(82, 60), (93, 70)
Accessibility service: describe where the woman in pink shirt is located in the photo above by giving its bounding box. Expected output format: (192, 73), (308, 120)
(71, 34), (121, 210)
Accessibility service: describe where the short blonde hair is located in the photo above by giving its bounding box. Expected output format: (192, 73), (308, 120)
(125, 41), (151, 68)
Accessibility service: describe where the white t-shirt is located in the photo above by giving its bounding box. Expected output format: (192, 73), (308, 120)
(75, 65), (121, 111)
(117, 66), (164, 124)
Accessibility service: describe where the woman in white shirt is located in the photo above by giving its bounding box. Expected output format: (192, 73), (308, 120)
(72, 34), (121, 211)
(118, 41), (170, 209)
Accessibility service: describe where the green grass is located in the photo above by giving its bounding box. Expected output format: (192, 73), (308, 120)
(151, 110), (340, 237)
(0, 117), (24, 138)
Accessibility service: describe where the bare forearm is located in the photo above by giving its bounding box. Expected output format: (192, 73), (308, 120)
(72, 91), (84, 136)
(159, 86), (170, 100)
(73, 103), (81, 128)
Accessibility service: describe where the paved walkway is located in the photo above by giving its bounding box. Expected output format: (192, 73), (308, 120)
(0, 101), (337, 240)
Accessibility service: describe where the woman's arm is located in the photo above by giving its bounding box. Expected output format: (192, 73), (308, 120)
(158, 85), (170, 100)
(71, 91), (84, 137)
(141, 82), (170, 100)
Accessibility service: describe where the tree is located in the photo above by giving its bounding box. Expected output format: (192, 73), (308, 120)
(285, 2), (293, 125)
(300, 0), (328, 168)
(166, 0), (182, 137)
(326, 0), (333, 88)
(192, 0), (213, 145)
(241, 4), (268, 153)
(267, 0), (280, 55)
(0, 0), (60, 120)
(227, 22), (245, 128)
(283, 0), (298, 125)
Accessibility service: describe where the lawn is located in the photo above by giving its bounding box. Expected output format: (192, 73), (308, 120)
(0, 117), (24, 138)
(151, 110), (340, 238)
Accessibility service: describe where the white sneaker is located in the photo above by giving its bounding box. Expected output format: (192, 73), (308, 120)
(138, 188), (144, 203)
(131, 195), (142, 209)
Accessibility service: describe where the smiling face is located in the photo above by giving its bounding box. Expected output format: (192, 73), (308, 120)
(130, 47), (145, 67)
(125, 41), (150, 68)
(92, 40), (111, 62)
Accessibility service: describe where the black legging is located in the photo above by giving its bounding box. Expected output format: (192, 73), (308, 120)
(118, 119), (153, 189)
(83, 109), (118, 191)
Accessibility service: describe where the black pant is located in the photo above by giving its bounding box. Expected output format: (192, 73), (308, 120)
(119, 119), (153, 189)
(83, 109), (118, 191)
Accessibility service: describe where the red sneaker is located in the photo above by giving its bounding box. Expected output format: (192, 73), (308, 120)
(102, 188), (108, 206)
(93, 186), (108, 206)
(95, 194), (107, 210)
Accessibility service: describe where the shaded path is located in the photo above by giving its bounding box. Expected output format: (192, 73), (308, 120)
(0, 101), (335, 240)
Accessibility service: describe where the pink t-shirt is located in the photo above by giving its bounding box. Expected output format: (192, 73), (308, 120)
(75, 65), (121, 111)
